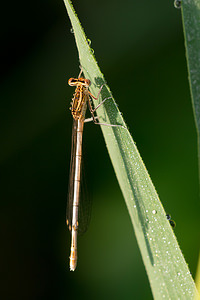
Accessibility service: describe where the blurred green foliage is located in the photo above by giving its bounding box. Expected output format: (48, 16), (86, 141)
(0, 0), (199, 299)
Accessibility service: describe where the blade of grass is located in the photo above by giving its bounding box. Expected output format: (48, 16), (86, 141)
(182, 2), (200, 299)
(63, 0), (198, 298)
(182, 0), (200, 181)
(195, 252), (200, 300)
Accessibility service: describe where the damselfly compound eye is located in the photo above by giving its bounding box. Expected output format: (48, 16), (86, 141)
(68, 78), (78, 86)
(84, 79), (91, 87)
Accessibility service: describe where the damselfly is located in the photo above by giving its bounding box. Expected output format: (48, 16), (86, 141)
(66, 69), (123, 271)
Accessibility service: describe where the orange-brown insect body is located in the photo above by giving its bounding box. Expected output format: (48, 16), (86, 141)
(68, 77), (91, 121)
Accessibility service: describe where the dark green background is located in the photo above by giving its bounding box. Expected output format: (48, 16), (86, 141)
(1, 0), (199, 299)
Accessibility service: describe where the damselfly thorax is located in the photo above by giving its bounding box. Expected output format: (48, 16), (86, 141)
(68, 77), (94, 121)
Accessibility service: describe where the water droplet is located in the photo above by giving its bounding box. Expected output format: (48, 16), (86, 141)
(170, 219), (176, 228)
(91, 48), (94, 54)
(152, 209), (157, 215)
(174, 0), (181, 9)
(70, 28), (74, 34)
(177, 272), (181, 276)
(87, 39), (92, 46)
(166, 213), (176, 228)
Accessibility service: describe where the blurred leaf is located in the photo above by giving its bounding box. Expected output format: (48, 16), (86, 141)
(195, 252), (200, 300)
(182, 2), (200, 299)
(63, 0), (198, 298)
(182, 0), (200, 179)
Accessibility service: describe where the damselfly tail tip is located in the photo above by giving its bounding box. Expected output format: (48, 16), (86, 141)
(69, 249), (77, 271)
(69, 260), (77, 271)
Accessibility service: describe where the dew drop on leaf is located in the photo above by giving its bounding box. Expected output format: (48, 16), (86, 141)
(174, 0), (181, 9)
(87, 39), (92, 46)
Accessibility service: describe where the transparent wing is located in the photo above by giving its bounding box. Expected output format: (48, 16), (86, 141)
(66, 119), (77, 232)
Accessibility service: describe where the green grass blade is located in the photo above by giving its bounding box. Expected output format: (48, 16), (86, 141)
(195, 252), (200, 300)
(182, 3), (200, 299)
(63, 0), (198, 298)
(182, 0), (200, 179)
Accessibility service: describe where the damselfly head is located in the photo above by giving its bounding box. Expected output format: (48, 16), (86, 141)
(68, 77), (91, 87)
